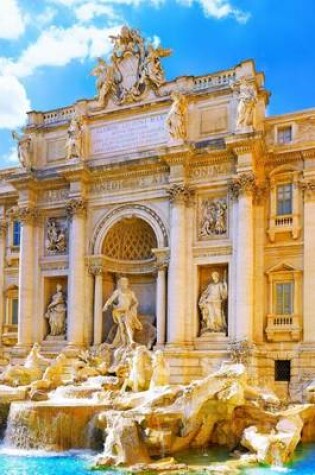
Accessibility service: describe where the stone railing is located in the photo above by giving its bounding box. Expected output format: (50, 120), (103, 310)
(275, 215), (293, 227)
(43, 106), (75, 126)
(193, 70), (236, 91)
(265, 314), (301, 342)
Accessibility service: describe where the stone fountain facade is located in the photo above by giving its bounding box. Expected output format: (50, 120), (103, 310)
(0, 26), (315, 400)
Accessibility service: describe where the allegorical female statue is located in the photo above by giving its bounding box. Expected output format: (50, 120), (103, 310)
(199, 271), (228, 334)
(103, 277), (143, 347)
(65, 116), (83, 159)
(45, 284), (67, 337)
(235, 77), (257, 130)
(165, 91), (187, 140)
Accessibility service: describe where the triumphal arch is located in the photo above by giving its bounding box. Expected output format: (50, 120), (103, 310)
(2, 26), (315, 394)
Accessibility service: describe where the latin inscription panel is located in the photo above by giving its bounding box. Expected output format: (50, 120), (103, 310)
(91, 113), (167, 156)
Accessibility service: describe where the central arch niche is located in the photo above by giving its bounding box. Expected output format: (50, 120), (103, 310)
(102, 217), (157, 262)
(101, 216), (158, 345)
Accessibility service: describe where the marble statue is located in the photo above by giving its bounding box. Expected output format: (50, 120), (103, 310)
(90, 26), (171, 106)
(122, 345), (152, 392)
(46, 219), (67, 254)
(165, 91), (187, 141)
(90, 57), (115, 107)
(150, 350), (170, 389)
(143, 44), (172, 88)
(12, 131), (32, 169)
(103, 277), (143, 347)
(199, 271), (228, 333)
(65, 115), (82, 159)
(45, 285), (67, 337)
(235, 77), (257, 130)
(200, 198), (228, 237)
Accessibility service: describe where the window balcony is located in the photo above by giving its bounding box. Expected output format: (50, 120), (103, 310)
(265, 313), (301, 342)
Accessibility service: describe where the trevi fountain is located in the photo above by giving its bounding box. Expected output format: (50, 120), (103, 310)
(2, 25), (315, 474)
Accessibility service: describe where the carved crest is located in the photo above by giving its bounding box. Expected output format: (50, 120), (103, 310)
(91, 26), (171, 107)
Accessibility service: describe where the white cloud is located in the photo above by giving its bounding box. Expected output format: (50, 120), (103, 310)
(0, 0), (26, 40)
(76, 2), (121, 22)
(178, 0), (249, 22)
(2, 24), (122, 78)
(3, 146), (19, 164)
(0, 75), (30, 129)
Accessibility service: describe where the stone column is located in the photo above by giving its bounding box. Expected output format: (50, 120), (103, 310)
(17, 207), (38, 351)
(152, 248), (169, 346)
(66, 199), (86, 348)
(231, 173), (255, 340)
(167, 184), (192, 345)
(0, 220), (7, 341)
(302, 180), (315, 341)
(91, 266), (103, 346)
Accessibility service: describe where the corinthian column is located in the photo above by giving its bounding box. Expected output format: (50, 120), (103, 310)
(0, 220), (7, 341)
(66, 198), (86, 348)
(152, 249), (169, 346)
(230, 172), (255, 340)
(167, 184), (193, 345)
(17, 206), (38, 351)
(90, 265), (103, 346)
(302, 179), (315, 341)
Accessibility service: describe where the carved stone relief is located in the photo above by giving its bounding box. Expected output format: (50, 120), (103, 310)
(45, 218), (68, 255)
(199, 197), (228, 239)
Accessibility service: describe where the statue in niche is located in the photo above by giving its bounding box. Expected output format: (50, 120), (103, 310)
(65, 115), (83, 159)
(165, 91), (187, 140)
(200, 198), (227, 238)
(46, 219), (67, 254)
(103, 277), (143, 347)
(45, 284), (67, 337)
(234, 77), (257, 130)
(12, 131), (32, 170)
(199, 271), (228, 334)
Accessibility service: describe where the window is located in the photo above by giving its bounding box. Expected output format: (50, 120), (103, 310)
(275, 360), (291, 382)
(277, 126), (292, 144)
(277, 184), (292, 215)
(12, 220), (21, 247)
(12, 298), (18, 325)
(276, 282), (293, 315)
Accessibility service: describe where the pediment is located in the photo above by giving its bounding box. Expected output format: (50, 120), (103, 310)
(266, 262), (300, 274)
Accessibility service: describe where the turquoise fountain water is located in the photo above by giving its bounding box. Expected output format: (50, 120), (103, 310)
(0, 445), (315, 474)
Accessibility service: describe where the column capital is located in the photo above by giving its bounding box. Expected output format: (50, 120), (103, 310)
(299, 179), (315, 201)
(89, 264), (104, 276)
(16, 206), (39, 224)
(66, 198), (87, 218)
(0, 219), (8, 237)
(167, 183), (194, 205)
(152, 247), (170, 271)
(229, 172), (257, 199)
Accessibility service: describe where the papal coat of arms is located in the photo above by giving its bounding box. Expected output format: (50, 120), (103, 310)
(91, 26), (171, 107)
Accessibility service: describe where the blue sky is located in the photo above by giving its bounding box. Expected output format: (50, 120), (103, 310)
(0, 0), (315, 167)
